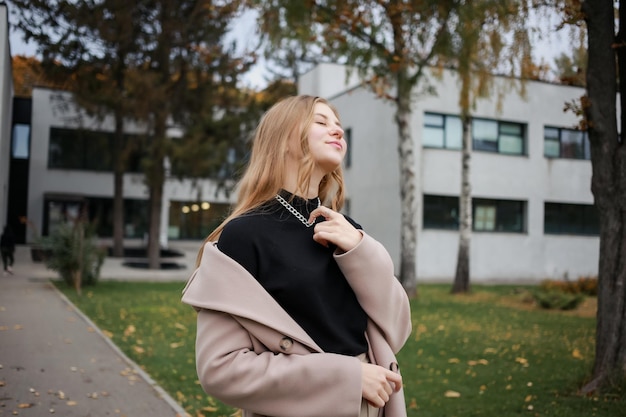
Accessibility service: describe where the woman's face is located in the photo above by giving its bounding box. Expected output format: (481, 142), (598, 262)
(306, 102), (346, 173)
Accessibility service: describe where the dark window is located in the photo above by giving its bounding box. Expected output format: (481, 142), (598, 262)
(344, 127), (352, 168)
(423, 195), (459, 229)
(48, 127), (144, 172)
(544, 202), (599, 235)
(168, 201), (230, 240)
(424, 195), (526, 233)
(544, 127), (590, 160)
(473, 198), (525, 232)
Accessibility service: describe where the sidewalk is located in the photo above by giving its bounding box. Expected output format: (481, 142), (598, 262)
(0, 244), (198, 417)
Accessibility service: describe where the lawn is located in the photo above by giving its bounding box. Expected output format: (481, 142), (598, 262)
(57, 282), (624, 417)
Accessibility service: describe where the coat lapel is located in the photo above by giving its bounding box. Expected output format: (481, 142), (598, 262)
(182, 242), (322, 352)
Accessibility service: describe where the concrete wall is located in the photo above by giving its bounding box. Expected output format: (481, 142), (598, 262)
(0, 4), (13, 229)
(300, 63), (598, 282)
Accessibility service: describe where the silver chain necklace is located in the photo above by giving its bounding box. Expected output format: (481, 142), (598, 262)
(275, 194), (320, 227)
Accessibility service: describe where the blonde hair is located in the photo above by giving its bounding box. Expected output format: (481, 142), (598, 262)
(196, 95), (346, 265)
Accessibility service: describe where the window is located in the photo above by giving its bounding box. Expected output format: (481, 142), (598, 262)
(344, 127), (352, 168)
(473, 198), (526, 232)
(423, 113), (462, 149)
(169, 201), (230, 240)
(12, 124), (30, 159)
(48, 127), (144, 172)
(423, 195), (459, 229)
(473, 118), (525, 155)
(544, 127), (590, 160)
(423, 195), (526, 233)
(544, 202), (598, 235)
(423, 113), (525, 155)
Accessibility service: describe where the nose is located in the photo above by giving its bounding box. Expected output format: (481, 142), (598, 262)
(330, 125), (344, 138)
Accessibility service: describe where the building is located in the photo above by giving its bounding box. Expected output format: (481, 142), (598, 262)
(23, 87), (232, 246)
(0, 2), (13, 232)
(299, 63), (598, 282)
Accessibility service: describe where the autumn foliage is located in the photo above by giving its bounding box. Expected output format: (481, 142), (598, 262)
(11, 55), (68, 97)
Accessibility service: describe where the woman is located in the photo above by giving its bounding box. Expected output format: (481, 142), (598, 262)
(182, 95), (412, 417)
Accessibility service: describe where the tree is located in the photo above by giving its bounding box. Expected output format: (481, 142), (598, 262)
(578, 0), (626, 393)
(10, 0), (145, 257)
(11, 55), (68, 96)
(128, 0), (250, 269)
(11, 0), (253, 268)
(446, 1), (539, 294)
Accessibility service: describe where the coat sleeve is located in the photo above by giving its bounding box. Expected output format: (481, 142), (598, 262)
(195, 308), (364, 417)
(334, 233), (412, 353)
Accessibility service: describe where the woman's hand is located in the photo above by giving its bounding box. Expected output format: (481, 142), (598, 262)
(360, 363), (403, 408)
(308, 206), (362, 252)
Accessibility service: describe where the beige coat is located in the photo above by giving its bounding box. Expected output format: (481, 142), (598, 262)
(182, 232), (412, 417)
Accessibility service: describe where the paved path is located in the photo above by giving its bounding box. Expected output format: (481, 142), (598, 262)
(0, 244), (197, 417)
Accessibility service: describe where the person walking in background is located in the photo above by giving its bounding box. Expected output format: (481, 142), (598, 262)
(182, 95), (412, 417)
(1, 225), (15, 275)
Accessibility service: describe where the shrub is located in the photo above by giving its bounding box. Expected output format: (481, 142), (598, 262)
(539, 276), (598, 296)
(42, 221), (106, 294)
(532, 289), (585, 310)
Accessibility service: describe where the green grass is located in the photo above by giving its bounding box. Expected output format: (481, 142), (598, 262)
(56, 282), (624, 417)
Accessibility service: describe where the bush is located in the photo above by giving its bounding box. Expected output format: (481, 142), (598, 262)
(532, 289), (585, 310)
(539, 276), (598, 296)
(42, 221), (106, 293)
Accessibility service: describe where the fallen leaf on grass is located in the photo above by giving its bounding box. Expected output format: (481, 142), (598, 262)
(170, 342), (184, 349)
(444, 390), (461, 398)
(572, 348), (584, 359)
(102, 330), (114, 338)
(448, 358), (460, 364)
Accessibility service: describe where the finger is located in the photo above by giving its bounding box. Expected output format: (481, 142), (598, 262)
(387, 371), (403, 392)
(308, 206), (334, 223)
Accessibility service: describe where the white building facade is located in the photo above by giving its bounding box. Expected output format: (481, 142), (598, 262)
(24, 87), (232, 246)
(300, 63), (598, 283)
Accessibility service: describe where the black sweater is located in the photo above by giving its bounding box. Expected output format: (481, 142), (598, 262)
(217, 191), (368, 355)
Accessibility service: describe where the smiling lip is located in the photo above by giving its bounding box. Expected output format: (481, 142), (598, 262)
(328, 141), (343, 150)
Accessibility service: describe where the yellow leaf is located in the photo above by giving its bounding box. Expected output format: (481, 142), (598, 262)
(515, 357), (528, 365)
(133, 345), (145, 354)
(448, 358), (460, 363)
(477, 359), (489, 365)
(102, 330), (113, 338)
(408, 398), (418, 409)
(525, 395), (533, 402)
(572, 348), (584, 359)
(124, 325), (136, 337)
(444, 390), (461, 398)
(170, 341), (184, 349)
(201, 406), (218, 412)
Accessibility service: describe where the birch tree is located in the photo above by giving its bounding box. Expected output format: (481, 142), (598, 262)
(448, 1), (538, 293)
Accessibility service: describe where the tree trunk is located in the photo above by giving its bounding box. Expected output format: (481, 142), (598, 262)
(452, 115), (472, 294)
(147, 116), (167, 270)
(581, 0), (626, 394)
(395, 78), (418, 297)
(112, 111), (125, 258)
